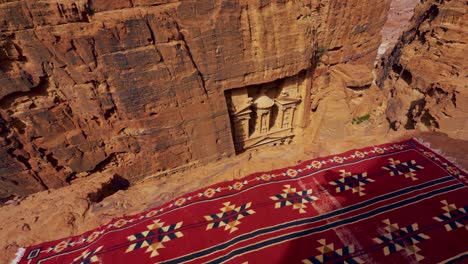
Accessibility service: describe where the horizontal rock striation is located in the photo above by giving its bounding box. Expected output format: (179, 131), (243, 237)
(0, 0), (391, 199)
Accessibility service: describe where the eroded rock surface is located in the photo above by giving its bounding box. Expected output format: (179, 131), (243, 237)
(379, 0), (467, 139)
(0, 0), (392, 199)
(0, 1), (467, 262)
(377, 0), (420, 58)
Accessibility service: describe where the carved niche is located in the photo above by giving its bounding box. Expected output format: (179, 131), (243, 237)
(225, 76), (303, 153)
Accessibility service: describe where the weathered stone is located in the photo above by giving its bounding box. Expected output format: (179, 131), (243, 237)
(377, 0), (420, 58)
(379, 0), (468, 139)
(333, 64), (374, 89)
(0, 0), (393, 199)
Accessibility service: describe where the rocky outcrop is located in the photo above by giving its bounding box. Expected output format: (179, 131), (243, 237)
(0, 0), (392, 199)
(378, 0), (467, 139)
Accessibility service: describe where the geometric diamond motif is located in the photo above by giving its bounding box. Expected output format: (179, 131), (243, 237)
(126, 219), (183, 257)
(302, 239), (364, 264)
(72, 246), (103, 264)
(433, 200), (468, 232)
(382, 158), (424, 181)
(204, 201), (255, 233)
(329, 170), (374, 196)
(270, 185), (318, 213)
(373, 219), (430, 261)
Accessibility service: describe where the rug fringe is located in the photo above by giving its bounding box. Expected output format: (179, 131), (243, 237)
(413, 137), (468, 182)
(10, 247), (25, 264)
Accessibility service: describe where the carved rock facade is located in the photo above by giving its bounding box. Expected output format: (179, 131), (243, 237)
(0, 0), (392, 199)
(226, 74), (305, 153)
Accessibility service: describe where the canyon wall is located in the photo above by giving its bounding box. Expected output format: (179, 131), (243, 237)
(379, 0), (467, 139)
(0, 0), (392, 200)
(377, 0), (420, 58)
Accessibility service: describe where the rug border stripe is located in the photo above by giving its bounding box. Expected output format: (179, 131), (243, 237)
(206, 183), (465, 264)
(161, 179), (463, 264)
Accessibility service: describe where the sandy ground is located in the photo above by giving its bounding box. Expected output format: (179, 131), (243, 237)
(1, 131), (467, 263)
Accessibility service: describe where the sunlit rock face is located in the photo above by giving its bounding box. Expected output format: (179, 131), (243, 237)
(377, 0), (420, 59)
(378, 0), (468, 139)
(0, 0), (393, 199)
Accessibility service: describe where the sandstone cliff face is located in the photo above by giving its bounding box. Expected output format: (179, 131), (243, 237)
(0, 0), (392, 200)
(377, 0), (419, 58)
(379, 0), (467, 139)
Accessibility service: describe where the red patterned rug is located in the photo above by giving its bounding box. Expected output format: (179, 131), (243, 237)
(13, 138), (468, 264)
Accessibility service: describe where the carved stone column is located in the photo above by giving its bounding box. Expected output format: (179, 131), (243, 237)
(256, 109), (270, 134)
(282, 106), (297, 129)
(228, 87), (254, 151)
(275, 93), (301, 130)
(233, 110), (251, 144)
(253, 91), (275, 135)
(276, 106), (285, 129)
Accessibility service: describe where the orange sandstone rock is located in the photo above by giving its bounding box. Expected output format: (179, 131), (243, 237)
(379, 0), (468, 139)
(0, 0), (391, 199)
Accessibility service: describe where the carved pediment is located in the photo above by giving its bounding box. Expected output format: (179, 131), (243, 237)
(233, 104), (252, 116)
(275, 93), (302, 107)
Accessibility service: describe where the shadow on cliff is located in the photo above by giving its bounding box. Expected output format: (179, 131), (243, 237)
(87, 174), (130, 203)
